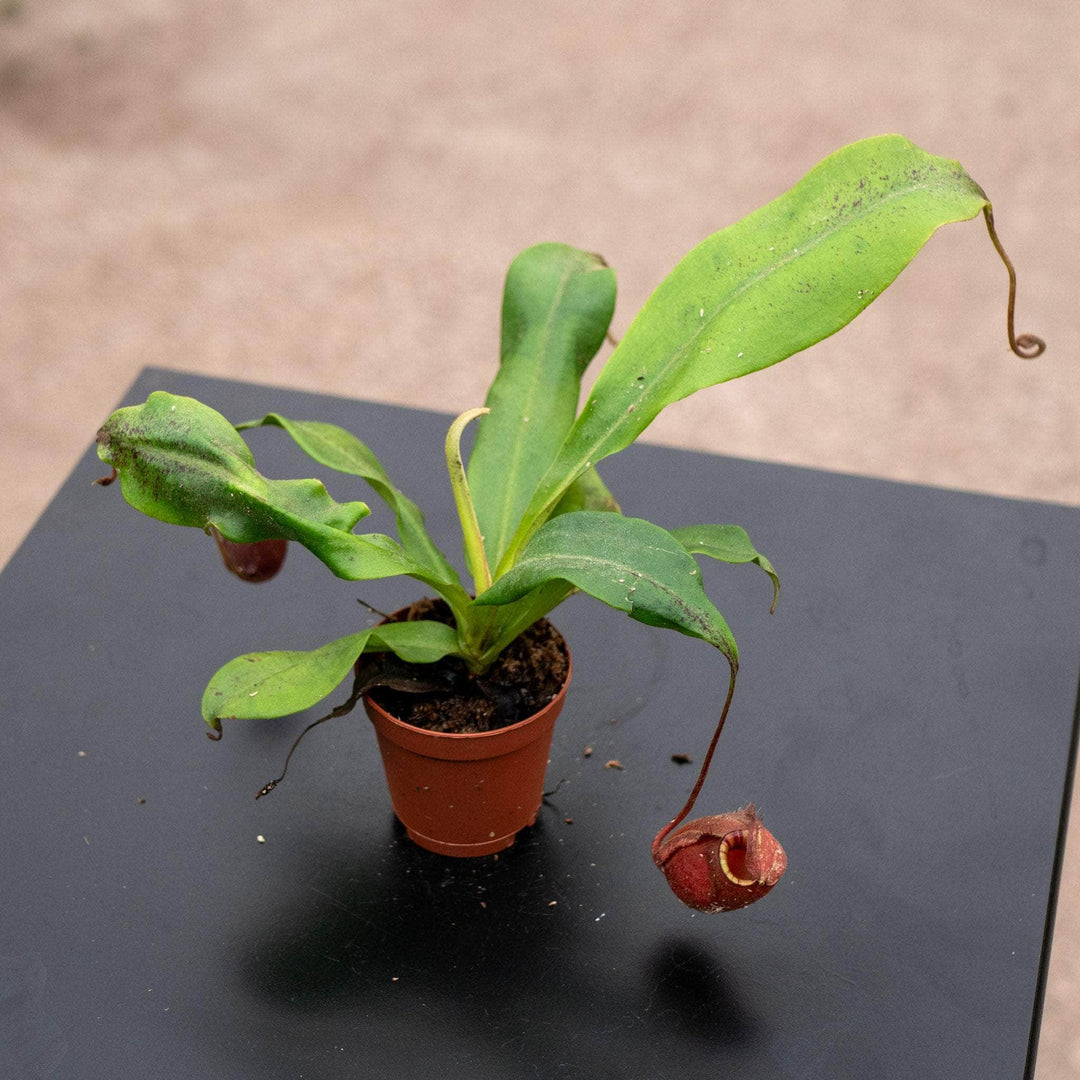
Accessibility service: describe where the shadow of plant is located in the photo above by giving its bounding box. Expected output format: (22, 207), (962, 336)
(644, 939), (758, 1048)
(232, 815), (572, 1008)
(226, 813), (761, 1077)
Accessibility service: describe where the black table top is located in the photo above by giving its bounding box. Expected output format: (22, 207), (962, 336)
(2, 368), (1077, 1079)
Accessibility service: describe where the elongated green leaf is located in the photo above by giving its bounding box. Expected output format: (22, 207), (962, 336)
(477, 511), (738, 666)
(96, 392), (443, 588)
(468, 244), (616, 567)
(201, 620), (462, 727)
(237, 413), (461, 588)
(669, 524), (780, 614)
(505, 136), (992, 565)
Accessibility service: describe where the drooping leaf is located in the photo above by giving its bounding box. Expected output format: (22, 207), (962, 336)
(477, 511), (738, 666)
(97, 392), (369, 537)
(96, 392), (449, 590)
(200, 619), (462, 728)
(237, 413), (462, 587)
(669, 524), (780, 614)
(468, 244), (616, 567)
(504, 136), (994, 565)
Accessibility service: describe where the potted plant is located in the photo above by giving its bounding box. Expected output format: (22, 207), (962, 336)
(94, 134), (1042, 911)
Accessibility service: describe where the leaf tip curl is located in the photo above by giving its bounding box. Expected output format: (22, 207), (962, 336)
(982, 207), (1045, 360)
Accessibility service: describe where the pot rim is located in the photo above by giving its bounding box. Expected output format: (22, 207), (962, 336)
(362, 648), (572, 744)
(360, 603), (571, 743)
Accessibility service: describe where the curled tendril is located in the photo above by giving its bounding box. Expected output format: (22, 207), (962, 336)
(252, 660), (445, 800)
(254, 696), (358, 799)
(983, 207), (1045, 359)
(93, 467), (118, 486)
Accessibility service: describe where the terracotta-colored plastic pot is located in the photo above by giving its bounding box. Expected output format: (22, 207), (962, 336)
(363, 649), (571, 857)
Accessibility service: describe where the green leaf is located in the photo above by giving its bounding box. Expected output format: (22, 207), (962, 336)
(505, 135), (992, 564)
(669, 524), (780, 614)
(97, 392), (369, 536)
(237, 413), (462, 588)
(200, 620), (462, 727)
(468, 244), (616, 568)
(96, 392), (443, 587)
(474, 464), (622, 661)
(477, 511), (738, 666)
(550, 465), (620, 518)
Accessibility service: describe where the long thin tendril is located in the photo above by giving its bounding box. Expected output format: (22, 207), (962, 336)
(254, 694), (361, 799)
(253, 663), (444, 798)
(651, 663), (738, 864)
(983, 207), (1045, 359)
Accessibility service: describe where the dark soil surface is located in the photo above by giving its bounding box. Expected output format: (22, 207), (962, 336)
(362, 598), (569, 734)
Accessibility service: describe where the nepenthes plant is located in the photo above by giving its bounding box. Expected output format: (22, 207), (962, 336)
(95, 134), (1042, 909)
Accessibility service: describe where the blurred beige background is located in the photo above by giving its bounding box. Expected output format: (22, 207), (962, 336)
(2, 0), (1077, 1072)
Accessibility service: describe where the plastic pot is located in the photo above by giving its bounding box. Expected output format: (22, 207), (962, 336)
(363, 644), (571, 857)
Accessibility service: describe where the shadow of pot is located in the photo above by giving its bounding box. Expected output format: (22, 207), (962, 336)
(362, 644), (571, 857)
